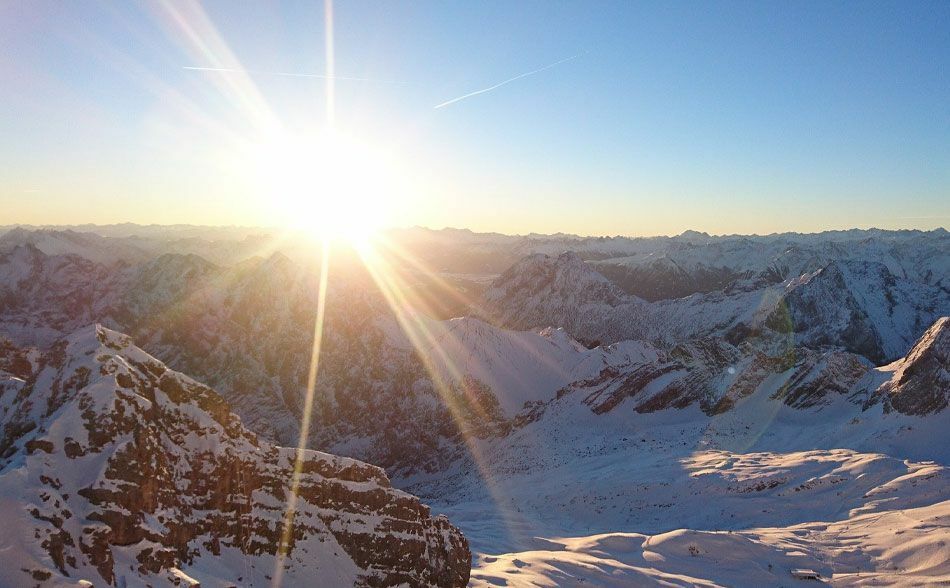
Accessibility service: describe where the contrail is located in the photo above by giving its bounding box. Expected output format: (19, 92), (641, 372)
(182, 66), (404, 84)
(434, 52), (584, 109)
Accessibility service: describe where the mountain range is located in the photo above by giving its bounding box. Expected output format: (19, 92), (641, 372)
(0, 224), (947, 586)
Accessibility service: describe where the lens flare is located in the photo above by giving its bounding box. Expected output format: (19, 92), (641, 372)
(155, 0), (521, 574)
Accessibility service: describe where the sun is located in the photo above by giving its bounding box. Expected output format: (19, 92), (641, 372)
(252, 129), (397, 243)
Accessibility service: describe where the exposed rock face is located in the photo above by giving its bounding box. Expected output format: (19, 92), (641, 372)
(480, 252), (949, 365)
(770, 349), (871, 410)
(530, 317), (950, 420)
(0, 325), (470, 587)
(572, 338), (739, 415)
(0, 337), (33, 379)
(481, 252), (629, 339)
(768, 260), (949, 363)
(873, 317), (950, 416)
(545, 339), (875, 418)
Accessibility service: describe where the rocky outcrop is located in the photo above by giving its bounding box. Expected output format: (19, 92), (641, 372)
(770, 349), (871, 409)
(872, 317), (950, 416)
(536, 318), (950, 420)
(548, 339), (874, 417)
(573, 338), (739, 415)
(0, 325), (470, 587)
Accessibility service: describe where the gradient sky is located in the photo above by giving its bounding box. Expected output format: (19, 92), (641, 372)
(1, 1), (948, 236)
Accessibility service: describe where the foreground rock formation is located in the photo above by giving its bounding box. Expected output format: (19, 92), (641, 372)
(0, 325), (470, 587)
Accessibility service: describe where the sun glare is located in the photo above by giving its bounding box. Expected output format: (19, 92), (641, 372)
(252, 130), (397, 243)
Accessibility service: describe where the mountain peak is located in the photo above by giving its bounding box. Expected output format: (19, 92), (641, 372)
(904, 316), (949, 362)
(874, 317), (949, 415)
(481, 251), (628, 332)
(677, 229), (711, 240)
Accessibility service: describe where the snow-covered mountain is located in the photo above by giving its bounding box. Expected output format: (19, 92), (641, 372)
(1, 224), (949, 585)
(1, 245), (607, 476)
(386, 316), (660, 420)
(870, 316), (950, 415)
(480, 250), (765, 347)
(1, 226), (947, 472)
(588, 228), (950, 300)
(772, 259), (948, 363)
(480, 252), (631, 343)
(531, 316), (948, 419)
(385, 226), (950, 301)
(482, 248), (949, 363)
(404, 319), (950, 586)
(6, 224), (946, 295)
(0, 325), (470, 587)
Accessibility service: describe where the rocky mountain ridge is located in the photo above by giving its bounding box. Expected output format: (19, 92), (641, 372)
(1, 227), (947, 479)
(0, 324), (471, 587)
(526, 316), (948, 423)
(482, 250), (949, 364)
(0, 225), (948, 585)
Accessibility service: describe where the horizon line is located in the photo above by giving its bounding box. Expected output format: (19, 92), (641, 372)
(1, 222), (947, 241)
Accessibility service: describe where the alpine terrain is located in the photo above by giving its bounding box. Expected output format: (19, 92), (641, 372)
(0, 224), (947, 586)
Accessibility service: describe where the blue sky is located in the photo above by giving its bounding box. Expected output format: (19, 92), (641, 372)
(1, 1), (948, 235)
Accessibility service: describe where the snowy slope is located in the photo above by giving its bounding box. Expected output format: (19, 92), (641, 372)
(412, 391), (949, 587)
(399, 321), (950, 586)
(397, 316), (657, 418)
(468, 501), (949, 587)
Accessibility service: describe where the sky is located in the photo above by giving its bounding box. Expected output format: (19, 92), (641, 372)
(1, 0), (948, 236)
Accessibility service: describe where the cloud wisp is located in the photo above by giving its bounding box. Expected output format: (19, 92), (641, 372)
(183, 66), (404, 84)
(434, 52), (584, 110)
